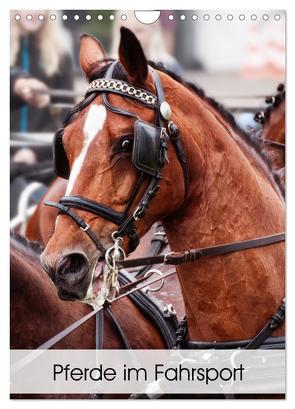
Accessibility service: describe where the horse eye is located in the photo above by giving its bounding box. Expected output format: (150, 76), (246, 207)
(120, 138), (133, 152)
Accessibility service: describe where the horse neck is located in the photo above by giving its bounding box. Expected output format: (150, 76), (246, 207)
(163, 89), (285, 342)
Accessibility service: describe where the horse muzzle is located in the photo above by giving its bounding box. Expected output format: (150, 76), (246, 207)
(41, 250), (93, 301)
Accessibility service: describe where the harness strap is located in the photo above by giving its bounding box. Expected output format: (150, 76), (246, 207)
(118, 271), (178, 349)
(175, 309), (285, 350)
(168, 122), (189, 196)
(185, 336), (285, 350)
(135, 223), (167, 278)
(102, 92), (139, 119)
(105, 307), (131, 349)
(263, 139), (285, 149)
(245, 299), (285, 349)
(151, 69), (189, 197)
(58, 196), (126, 225)
(116, 232), (285, 269)
(45, 195), (141, 252)
(95, 308), (104, 349)
(44, 201), (106, 254)
(118, 271), (155, 296)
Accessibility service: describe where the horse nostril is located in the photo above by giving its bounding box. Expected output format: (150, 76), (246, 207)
(40, 253), (56, 282)
(56, 253), (89, 284)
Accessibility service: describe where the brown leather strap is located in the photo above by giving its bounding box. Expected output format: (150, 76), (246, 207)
(118, 271), (154, 295)
(245, 299), (285, 349)
(116, 232), (285, 269)
(263, 139), (285, 149)
(114, 269), (177, 302)
(44, 201), (106, 254)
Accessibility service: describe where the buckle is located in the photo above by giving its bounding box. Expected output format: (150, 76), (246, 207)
(80, 223), (89, 232)
(133, 206), (143, 221)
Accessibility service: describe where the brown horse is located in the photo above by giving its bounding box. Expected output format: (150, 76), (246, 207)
(11, 232), (168, 398)
(11, 231), (165, 349)
(11, 231), (284, 399)
(254, 84), (285, 184)
(41, 28), (284, 344)
(26, 177), (185, 316)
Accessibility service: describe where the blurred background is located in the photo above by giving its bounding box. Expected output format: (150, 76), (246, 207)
(10, 10), (285, 230)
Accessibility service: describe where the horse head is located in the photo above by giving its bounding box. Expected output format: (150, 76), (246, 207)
(41, 28), (189, 305)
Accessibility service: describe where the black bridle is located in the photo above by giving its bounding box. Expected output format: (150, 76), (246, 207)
(45, 61), (188, 254)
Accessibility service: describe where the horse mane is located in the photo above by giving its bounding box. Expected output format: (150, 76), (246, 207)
(85, 59), (284, 195)
(10, 231), (44, 256)
(254, 84), (285, 126)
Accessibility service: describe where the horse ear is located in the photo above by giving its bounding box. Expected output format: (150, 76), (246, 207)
(80, 33), (106, 78)
(119, 27), (148, 84)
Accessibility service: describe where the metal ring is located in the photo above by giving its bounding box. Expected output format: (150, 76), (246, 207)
(111, 231), (123, 243)
(105, 241), (126, 270)
(143, 269), (164, 293)
(105, 246), (115, 269)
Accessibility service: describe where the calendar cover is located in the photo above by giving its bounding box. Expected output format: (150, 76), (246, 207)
(10, 9), (285, 399)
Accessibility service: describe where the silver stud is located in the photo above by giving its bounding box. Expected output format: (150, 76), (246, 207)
(160, 101), (172, 120)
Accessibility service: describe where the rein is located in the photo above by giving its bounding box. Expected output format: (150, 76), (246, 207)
(13, 259), (285, 375)
(11, 268), (176, 375)
(23, 232), (284, 353)
(263, 139), (285, 149)
(115, 232), (285, 269)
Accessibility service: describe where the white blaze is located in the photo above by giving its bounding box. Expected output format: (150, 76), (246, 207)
(65, 104), (106, 195)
